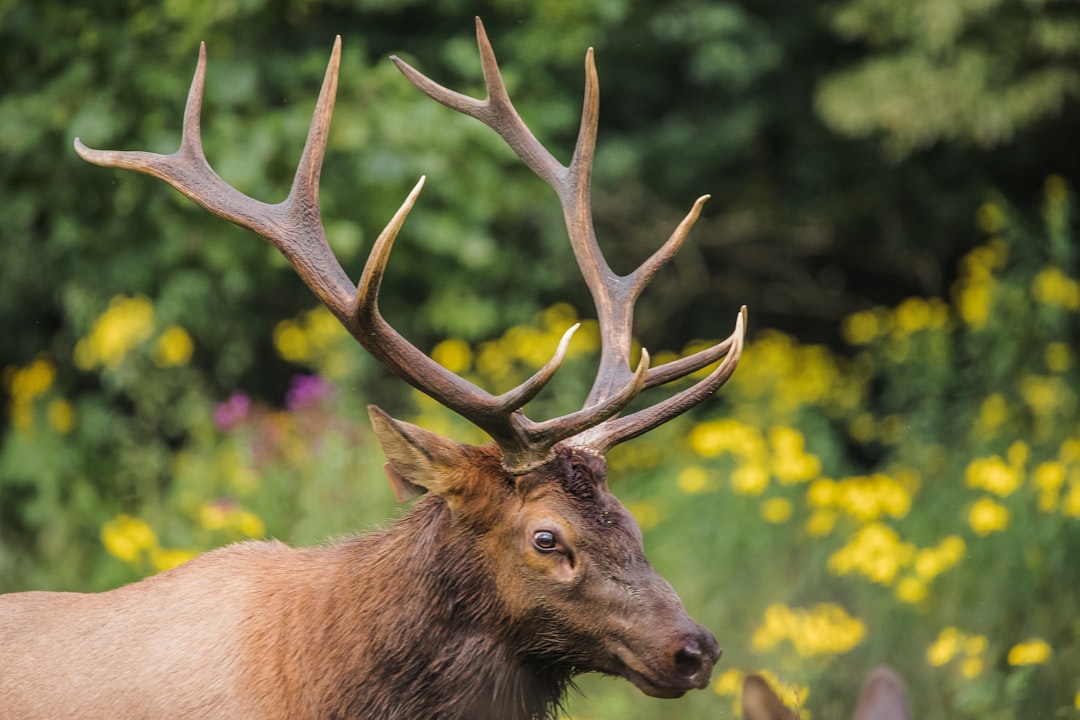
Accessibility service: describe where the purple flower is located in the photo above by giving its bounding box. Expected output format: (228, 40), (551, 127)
(285, 374), (334, 411)
(214, 392), (251, 431)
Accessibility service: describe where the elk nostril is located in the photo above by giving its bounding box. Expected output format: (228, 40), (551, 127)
(674, 640), (704, 679)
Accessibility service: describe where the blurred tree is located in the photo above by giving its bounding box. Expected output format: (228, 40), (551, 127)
(817, 0), (1080, 154)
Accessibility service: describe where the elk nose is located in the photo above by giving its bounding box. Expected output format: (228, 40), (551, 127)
(673, 628), (721, 687)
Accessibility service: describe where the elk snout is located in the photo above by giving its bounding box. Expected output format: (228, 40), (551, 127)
(672, 626), (721, 689)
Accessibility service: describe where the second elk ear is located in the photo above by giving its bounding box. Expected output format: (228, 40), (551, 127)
(368, 405), (472, 506)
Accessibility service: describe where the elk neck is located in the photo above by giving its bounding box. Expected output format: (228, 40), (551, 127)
(240, 486), (573, 720)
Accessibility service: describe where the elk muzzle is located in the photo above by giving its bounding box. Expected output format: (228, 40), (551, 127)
(611, 619), (720, 698)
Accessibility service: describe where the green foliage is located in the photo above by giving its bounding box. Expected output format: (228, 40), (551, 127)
(817, 0), (1080, 154)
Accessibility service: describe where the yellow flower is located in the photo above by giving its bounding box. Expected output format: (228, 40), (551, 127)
(101, 514), (158, 564)
(894, 297), (932, 335)
(200, 502), (265, 538)
(914, 535), (966, 580)
(627, 499), (665, 531)
(1062, 438), (1080, 463)
(688, 419), (766, 461)
(769, 426), (821, 484)
(966, 635), (987, 656)
(730, 330), (846, 415)
(4, 357), (58, 431)
(150, 547), (197, 572)
(475, 341), (511, 384)
(895, 576), (927, 603)
(975, 202), (1006, 234)
(731, 464), (770, 496)
(968, 497), (1010, 536)
(927, 627), (963, 666)
(1033, 460), (1065, 510)
(1007, 639), (1052, 666)
(302, 305), (347, 349)
(1006, 440), (1028, 469)
(713, 668), (744, 696)
(805, 509), (837, 536)
(960, 657), (983, 678)
(1033, 266), (1080, 310)
(154, 326), (194, 367)
(74, 295), (155, 370)
(954, 278), (992, 329)
(752, 603), (865, 657)
(1061, 481), (1080, 518)
(1021, 374), (1069, 417)
(976, 394), (1007, 436)
(807, 478), (839, 507)
(5, 357), (55, 399)
(502, 324), (549, 368)
(234, 510), (266, 538)
(828, 523), (914, 585)
(819, 474), (912, 523)
(964, 455), (1022, 497)
(431, 338), (472, 374)
(271, 306), (351, 372)
(47, 398), (76, 434)
(761, 498), (793, 524)
(677, 465), (711, 495)
(842, 309), (880, 345)
(273, 319), (309, 363)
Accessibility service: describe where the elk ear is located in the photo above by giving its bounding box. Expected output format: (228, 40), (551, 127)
(741, 674), (797, 720)
(368, 405), (470, 504)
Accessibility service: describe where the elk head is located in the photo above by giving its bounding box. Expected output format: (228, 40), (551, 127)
(74, 18), (745, 704)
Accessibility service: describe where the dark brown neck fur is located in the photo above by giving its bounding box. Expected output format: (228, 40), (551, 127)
(241, 496), (573, 720)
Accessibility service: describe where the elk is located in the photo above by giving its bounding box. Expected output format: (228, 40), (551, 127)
(0, 19), (745, 720)
(741, 667), (911, 720)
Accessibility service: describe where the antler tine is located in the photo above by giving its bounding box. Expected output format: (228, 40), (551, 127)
(577, 307), (747, 454)
(524, 349), (650, 453)
(352, 190), (583, 445)
(644, 334), (736, 389)
(390, 18), (564, 188)
(348, 176), (504, 418)
(75, 38), (356, 318)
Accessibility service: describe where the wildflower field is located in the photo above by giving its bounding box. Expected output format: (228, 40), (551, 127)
(2, 180), (1078, 720)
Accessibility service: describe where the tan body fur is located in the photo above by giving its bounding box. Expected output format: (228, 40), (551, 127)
(0, 544), (266, 719)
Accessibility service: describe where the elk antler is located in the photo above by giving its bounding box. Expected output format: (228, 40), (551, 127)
(74, 21), (744, 472)
(392, 18), (745, 454)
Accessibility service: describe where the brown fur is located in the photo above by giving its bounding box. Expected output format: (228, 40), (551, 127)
(0, 430), (719, 719)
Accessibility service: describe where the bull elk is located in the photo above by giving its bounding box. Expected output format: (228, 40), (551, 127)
(0, 19), (746, 720)
(741, 667), (911, 720)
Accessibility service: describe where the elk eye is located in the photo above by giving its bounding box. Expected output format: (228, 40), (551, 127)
(532, 530), (558, 552)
